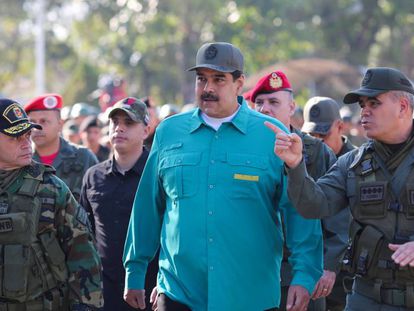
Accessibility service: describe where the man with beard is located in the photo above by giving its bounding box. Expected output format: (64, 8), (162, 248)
(0, 98), (102, 310)
(25, 94), (98, 200)
(123, 42), (323, 311)
(267, 67), (414, 310)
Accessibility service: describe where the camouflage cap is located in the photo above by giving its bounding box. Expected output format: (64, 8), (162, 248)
(302, 96), (340, 135)
(343, 67), (414, 104)
(0, 98), (42, 137)
(187, 42), (244, 73)
(108, 97), (149, 125)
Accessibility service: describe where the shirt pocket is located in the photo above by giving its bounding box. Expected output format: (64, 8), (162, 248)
(159, 152), (201, 199)
(227, 153), (267, 199)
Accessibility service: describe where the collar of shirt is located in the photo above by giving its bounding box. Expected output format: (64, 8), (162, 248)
(104, 148), (149, 176)
(189, 96), (249, 134)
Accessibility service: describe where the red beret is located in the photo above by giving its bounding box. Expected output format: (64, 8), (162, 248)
(249, 71), (292, 103)
(24, 94), (63, 113)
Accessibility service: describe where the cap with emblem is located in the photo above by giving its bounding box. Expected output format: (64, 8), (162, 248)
(0, 98), (42, 137)
(187, 42), (244, 73)
(343, 67), (414, 104)
(108, 97), (149, 125)
(249, 70), (293, 103)
(24, 93), (63, 113)
(302, 96), (340, 135)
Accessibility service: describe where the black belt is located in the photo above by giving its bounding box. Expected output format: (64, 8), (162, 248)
(354, 278), (414, 308)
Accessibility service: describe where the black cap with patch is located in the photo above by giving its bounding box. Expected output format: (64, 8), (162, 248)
(187, 42), (244, 73)
(0, 98), (42, 137)
(343, 67), (414, 104)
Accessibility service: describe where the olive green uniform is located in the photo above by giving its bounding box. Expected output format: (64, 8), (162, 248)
(287, 139), (414, 310)
(280, 129), (350, 311)
(33, 137), (98, 201)
(0, 161), (102, 310)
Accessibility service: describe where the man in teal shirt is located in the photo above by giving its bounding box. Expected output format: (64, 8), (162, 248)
(123, 42), (323, 311)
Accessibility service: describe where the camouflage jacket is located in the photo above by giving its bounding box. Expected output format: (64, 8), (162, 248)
(6, 162), (103, 309)
(33, 137), (98, 201)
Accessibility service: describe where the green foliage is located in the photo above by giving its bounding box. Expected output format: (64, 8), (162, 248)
(2, 0), (414, 104)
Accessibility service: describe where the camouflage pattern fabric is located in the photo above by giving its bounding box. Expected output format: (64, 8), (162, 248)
(9, 162), (103, 309)
(33, 137), (98, 201)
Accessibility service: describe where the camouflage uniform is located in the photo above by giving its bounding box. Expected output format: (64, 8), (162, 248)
(0, 161), (103, 310)
(33, 138), (98, 201)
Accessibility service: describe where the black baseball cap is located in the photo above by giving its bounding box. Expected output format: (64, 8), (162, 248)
(344, 67), (414, 104)
(0, 98), (41, 137)
(187, 42), (244, 73)
(302, 97), (341, 135)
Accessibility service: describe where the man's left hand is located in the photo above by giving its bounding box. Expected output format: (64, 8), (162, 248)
(390, 241), (414, 266)
(311, 270), (336, 299)
(286, 285), (310, 311)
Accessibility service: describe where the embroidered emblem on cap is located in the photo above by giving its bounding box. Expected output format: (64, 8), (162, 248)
(13, 107), (23, 119)
(310, 105), (321, 118)
(205, 46), (218, 60)
(3, 103), (27, 124)
(269, 72), (283, 89)
(43, 96), (58, 109)
(362, 70), (373, 86)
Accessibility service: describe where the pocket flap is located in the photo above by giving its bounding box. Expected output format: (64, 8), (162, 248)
(160, 152), (201, 169)
(227, 153), (267, 170)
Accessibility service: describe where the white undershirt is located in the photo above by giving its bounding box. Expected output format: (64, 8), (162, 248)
(201, 106), (241, 131)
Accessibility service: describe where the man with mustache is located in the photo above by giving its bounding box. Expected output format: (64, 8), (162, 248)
(123, 42), (323, 311)
(267, 67), (414, 310)
(0, 98), (102, 310)
(80, 98), (158, 310)
(24, 94), (98, 201)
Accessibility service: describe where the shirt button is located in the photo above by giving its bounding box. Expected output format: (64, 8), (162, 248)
(214, 135), (219, 139)
(177, 159), (182, 164)
(209, 266), (214, 271)
(209, 238), (213, 243)
(209, 184), (214, 189)
(208, 211), (213, 216)
(210, 160), (215, 164)
(246, 160), (251, 164)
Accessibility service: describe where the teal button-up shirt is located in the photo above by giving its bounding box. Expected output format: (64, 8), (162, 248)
(123, 98), (323, 311)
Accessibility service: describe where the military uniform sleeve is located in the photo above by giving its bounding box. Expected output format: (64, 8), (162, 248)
(55, 179), (103, 309)
(123, 132), (165, 290)
(286, 151), (354, 219)
(279, 171), (323, 294)
(317, 142), (350, 272)
(79, 169), (96, 235)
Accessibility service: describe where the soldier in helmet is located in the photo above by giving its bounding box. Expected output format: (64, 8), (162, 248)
(24, 94), (98, 201)
(0, 98), (102, 310)
(267, 67), (414, 310)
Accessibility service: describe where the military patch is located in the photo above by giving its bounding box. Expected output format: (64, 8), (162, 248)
(310, 105), (320, 118)
(362, 70), (373, 86)
(43, 96), (58, 109)
(3, 103), (27, 124)
(360, 185), (384, 202)
(205, 45), (217, 59)
(0, 218), (13, 233)
(269, 73), (283, 89)
(234, 173), (259, 182)
(360, 159), (373, 175)
(0, 202), (8, 214)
